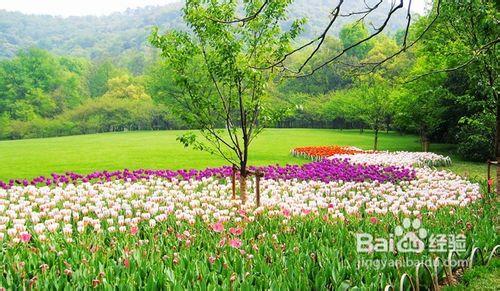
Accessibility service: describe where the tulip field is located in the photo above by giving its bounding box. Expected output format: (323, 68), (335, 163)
(0, 130), (498, 289)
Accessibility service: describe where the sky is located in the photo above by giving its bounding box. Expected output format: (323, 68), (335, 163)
(0, 0), (428, 17)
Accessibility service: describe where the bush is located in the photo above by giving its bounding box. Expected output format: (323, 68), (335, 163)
(456, 114), (494, 162)
(0, 96), (187, 140)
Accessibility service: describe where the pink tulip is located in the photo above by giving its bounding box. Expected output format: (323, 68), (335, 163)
(208, 256), (216, 264)
(229, 238), (242, 248)
(369, 217), (378, 224)
(488, 179), (494, 186)
(20, 232), (31, 243)
(218, 238), (226, 247)
(229, 227), (243, 236)
(212, 222), (224, 233)
(130, 226), (138, 235)
(282, 209), (291, 217)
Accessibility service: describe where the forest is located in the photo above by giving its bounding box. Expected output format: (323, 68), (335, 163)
(0, 0), (497, 163)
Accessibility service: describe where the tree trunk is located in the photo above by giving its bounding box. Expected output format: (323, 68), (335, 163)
(496, 92), (500, 194)
(240, 145), (248, 203)
(374, 128), (379, 151)
(424, 140), (430, 152)
(239, 172), (247, 204)
(421, 135), (430, 152)
(420, 132), (430, 152)
(485, 67), (499, 194)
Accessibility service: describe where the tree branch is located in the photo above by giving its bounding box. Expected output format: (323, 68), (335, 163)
(207, 0), (269, 24)
(404, 37), (500, 83)
(361, 0), (442, 73)
(259, 0), (344, 71)
(339, 0), (382, 17)
(291, 0), (406, 77)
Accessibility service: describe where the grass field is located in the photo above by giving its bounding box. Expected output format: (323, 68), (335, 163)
(0, 128), (487, 181)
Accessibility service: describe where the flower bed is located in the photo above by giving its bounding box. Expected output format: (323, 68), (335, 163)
(291, 145), (366, 160)
(0, 159), (414, 190)
(0, 184), (494, 290)
(0, 168), (480, 243)
(330, 151), (452, 167)
(0, 148), (492, 290)
(291, 145), (452, 167)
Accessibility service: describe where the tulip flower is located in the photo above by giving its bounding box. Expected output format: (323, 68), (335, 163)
(229, 227), (243, 236)
(229, 238), (242, 248)
(212, 222), (224, 233)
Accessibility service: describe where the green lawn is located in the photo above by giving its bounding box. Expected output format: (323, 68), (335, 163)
(0, 128), (487, 181)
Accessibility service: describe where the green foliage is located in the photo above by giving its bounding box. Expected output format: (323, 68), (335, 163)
(0, 5), (184, 74)
(150, 0), (304, 168)
(278, 37), (352, 95)
(4, 93), (180, 140)
(456, 114), (495, 162)
(87, 61), (124, 98)
(0, 48), (88, 120)
(102, 75), (150, 100)
(0, 48), (186, 140)
(339, 22), (373, 59)
(0, 0), (496, 165)
(406, 0), (499, 158)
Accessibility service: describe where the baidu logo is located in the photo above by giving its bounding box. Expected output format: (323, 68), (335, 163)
(394, 218), (427, 253)
(356, 218), (464, 254)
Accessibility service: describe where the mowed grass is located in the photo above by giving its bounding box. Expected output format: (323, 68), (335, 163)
(0, 128), (487, 181)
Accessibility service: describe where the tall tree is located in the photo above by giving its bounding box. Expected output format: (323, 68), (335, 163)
(150, 0), (303, 202)
(406, 0), (498, 191)
(358, 79), (392, 151)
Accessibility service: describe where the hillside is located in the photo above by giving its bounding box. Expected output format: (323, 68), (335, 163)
(0, 0), (409, 63)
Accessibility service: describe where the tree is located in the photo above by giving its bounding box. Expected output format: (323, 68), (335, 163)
(357, 34), (413, 150)
(102, 75), (150, 100)
(393, 85), (446, 152)
(150, 0), (303, 202)
(406, 0), (498, 191)
(322, 89), (365, 131)
(87, 61), (123, 98)
(358, 79), (392, 151)
(339, 22), (374, 59)
(0, 48), (87, 120)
